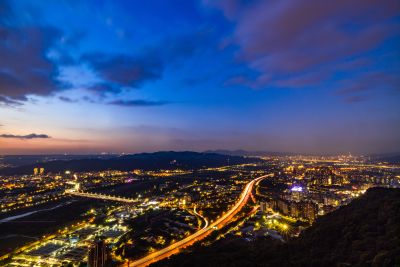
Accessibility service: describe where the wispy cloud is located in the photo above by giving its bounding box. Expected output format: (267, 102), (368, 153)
(0, 96), (24, 107)
(108, 99), (171, 107)
(343, 95), (368, 103)
(0, 133), (51, 139)
(59, 96), (77, 103)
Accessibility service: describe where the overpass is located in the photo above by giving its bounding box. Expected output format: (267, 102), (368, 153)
(125, 173), (273, 267)
(66, 190), (136, 203)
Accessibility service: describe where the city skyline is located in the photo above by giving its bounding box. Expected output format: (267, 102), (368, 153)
(1, 0), (400, 155)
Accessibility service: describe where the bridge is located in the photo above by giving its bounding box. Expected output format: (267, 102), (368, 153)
(66, 190), (136, 203)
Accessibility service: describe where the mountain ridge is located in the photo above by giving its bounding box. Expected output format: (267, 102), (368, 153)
(0, 151), (262, 175)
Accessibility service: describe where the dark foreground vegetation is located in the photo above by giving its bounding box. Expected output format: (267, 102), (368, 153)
(152, 187), (400, 267)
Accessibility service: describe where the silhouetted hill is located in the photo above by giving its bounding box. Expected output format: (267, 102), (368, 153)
(0, 151), (262, 175)
(152, 187), (400, 267)
(370, 153), (400, 164)
(0, 154), (116, 168)
(204, 149), (293, 157)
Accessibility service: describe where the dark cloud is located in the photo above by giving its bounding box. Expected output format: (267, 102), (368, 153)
(0, 133), (51, 139)
(0, 95), (24, 106)
(0, 26), (62, 104)
(108, 99), (170, 107)
(0, 0), (83, 106)
(0, 0), (67, 105)
(208, 0), (400, 90)
(274, 71), (330, 89)
(335, 71), (400, 103)
(82, 30), (209, 94)
(82, 53), (163, 90)
(0, 0), (208, 104)
(59, 96), (77, 103)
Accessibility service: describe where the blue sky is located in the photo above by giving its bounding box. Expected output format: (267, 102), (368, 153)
(0, 0), (399, 154)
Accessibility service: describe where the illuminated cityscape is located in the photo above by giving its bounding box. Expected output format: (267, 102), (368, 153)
(0, 154), (399, 266)
(1, 0), (399, 266)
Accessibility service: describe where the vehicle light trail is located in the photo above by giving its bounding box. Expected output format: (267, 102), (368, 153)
(193, 206), (209, 229)
(125, 174), (272, 267)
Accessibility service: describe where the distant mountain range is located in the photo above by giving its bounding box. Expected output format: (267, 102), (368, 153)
(369, 153), (400, 164)
(204, 150), (293, 157)
(0, 151), (263, 175)
(0, 154), (117, 168)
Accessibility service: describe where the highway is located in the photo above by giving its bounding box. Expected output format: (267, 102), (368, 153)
(125, 174), (271, 267)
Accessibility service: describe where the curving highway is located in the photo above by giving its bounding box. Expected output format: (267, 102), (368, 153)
(193, 206), (209, 230)
(125, 174), (272, 267)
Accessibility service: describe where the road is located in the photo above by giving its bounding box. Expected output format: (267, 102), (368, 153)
(193, 206), (209, 229)
(125, 174), (271, 267)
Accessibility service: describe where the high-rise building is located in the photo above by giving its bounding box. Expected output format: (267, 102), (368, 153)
(33, 168), (39, 175)
(302, 201), (318, 223)
(39, 167), (45, 175)
(276, 199), (290, 215)
(88, 239), (108, 267)
(289, 202), (301, 218)
(260, 201), (270, 213)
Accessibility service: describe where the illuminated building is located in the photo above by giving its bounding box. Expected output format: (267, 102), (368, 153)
(88, 239), (108, 267)
(276, 199), (290, 215)
(260, 201), (269, 213)
(178, 194), (192, 207)
(33, 168), (39, 175)
(302, 201), (318, 222)
(40, 168), (45, 175)
(290, 185), (306, 201)
(289, 202), (302, 218)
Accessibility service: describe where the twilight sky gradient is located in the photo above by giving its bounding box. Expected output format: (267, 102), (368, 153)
(0, 0), (399, 155)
